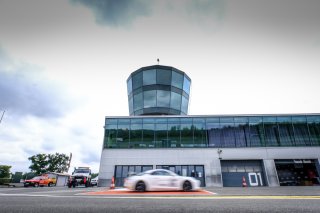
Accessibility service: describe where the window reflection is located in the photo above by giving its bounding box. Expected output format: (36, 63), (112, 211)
(105, 124), (117, 148)
(220, 123), (236, 147)
(181, 123), (193, 147)
(127, 78), (132, 94)
(168, 123), (181, 147)
(133, 92), (143, 111)
(157, 90), (170, 107)
(193, 119), (207, 147)
(264, 117), (280, 146)
(129, 97), (133, 115)
(104, 115), (320, 149)
(172, 71), (183, 89)
(183, 77), (190, 93)
(143, 123), (155, 148)
(157, 69), (171, 85)
(292, 116), (310, 146)
(132, 72), (143, 90)
(143, 90), (156, 108)
(234, 122), (249, 147)
(207, 123), (222, 147)
(277, 117), (295, 146)
(143, 69), (156, 85)
(155, 123), (168, 148)
(117, 124), (130, 148)
(181, 96), (188, 114)
(249, 121), (265, 147)
(170, 92), (182, 111)
(130, 123), (142, 148)
(307, 116), (320, 146)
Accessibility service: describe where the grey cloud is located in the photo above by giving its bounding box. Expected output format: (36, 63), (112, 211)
(0, 50), (71, 119)
(71, 0), (151, 27)
(23, 147), (38, 157)
(186, 0), (225, 19)
(41, 141), (55, 152)
(81, 151), (100, 164)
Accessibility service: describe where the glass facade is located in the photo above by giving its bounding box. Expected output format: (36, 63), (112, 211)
(104, 115), (320, 149)
(127, 65), (191, 116)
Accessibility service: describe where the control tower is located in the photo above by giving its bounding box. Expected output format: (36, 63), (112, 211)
(127, 65), (191, 116)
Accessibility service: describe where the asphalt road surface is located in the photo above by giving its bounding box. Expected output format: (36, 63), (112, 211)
(1, 186), (320, 213)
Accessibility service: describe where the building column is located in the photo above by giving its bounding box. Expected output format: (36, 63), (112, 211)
(206, 159), (222, 187)
(263, 159), (279, 187)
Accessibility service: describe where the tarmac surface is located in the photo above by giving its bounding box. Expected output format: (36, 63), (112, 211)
(2, 183), (320, 196)
(1, 185), (320, 212)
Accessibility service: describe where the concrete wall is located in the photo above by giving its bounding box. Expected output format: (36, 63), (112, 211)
(98, 147), (320, 187)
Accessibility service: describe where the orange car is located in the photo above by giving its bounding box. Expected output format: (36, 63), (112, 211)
(39, 175), (56, 187)
(24, 175), (56, 187)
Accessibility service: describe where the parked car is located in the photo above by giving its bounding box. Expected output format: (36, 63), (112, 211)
(24, 175), (56, 187)
(90, 176), (98, 186)
(124, 169), (201, 192)
(67, 167), (92, 188)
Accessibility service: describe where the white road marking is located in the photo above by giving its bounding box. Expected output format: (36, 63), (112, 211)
(0, 193), (319, 200)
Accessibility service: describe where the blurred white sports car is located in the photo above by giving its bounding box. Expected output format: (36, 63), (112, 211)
(124, 169), (201, 192)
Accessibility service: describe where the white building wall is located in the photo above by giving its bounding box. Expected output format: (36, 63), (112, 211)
(98, 147), (320, 187)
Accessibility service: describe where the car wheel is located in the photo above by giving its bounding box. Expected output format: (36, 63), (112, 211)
(34, 183), (39, 187)
(183, 181), (192, 192)
(48, 183), (52, 187)
(135, 181), (146, 192)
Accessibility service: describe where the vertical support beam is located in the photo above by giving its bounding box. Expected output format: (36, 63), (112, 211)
(206, 159), (222, 187)
(263, 159), (280, 187)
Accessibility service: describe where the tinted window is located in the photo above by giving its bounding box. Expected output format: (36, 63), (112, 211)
(143, 90), (156, 108)
(127, 78), (132, 94)
(129, 97), (133, 114)
(170, 92), (181, 111)
(168, 123), (180, 147)
(181, 96), (188, 114)
(132, 72), (143, 90)
(172, 71), (183, 89)
(157, 69), (171, 85)
(157, 90), (170, 107)
(183, 77), (190, 93)
(155, 123), (167, 148)
(133, 92), (143, 111)
(117, 124), (130, 148)
(143, 69), (156, 85)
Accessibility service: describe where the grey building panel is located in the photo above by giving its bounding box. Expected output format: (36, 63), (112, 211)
(98, 147), (320, 187)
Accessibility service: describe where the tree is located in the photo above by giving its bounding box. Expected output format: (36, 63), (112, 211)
(22, 172), (36, 180)
(0, 165), (11, 178)
(28, 154), (49, 175)
(47, 153), (70, 173)
(28, 153), (70, 175)
(91, 173), (99, 179)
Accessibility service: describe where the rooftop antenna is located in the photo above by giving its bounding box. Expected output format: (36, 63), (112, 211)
(157, 58), (159, 65)
(0, 110), (5, 125)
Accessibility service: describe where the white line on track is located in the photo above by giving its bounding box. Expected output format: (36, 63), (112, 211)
(0, 193), (320, 200)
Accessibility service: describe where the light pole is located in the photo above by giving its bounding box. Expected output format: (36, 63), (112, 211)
(217, 148), (223, 160)
(0, 110), (5, 124)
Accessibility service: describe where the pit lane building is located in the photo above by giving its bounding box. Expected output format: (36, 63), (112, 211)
(99, 65), (320, 187)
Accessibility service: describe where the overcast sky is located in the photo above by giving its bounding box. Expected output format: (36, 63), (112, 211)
(0, 0), (319, 173)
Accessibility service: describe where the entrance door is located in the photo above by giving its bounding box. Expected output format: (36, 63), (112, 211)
(275, 159), (320, 186)
(221, 160), (265, 187)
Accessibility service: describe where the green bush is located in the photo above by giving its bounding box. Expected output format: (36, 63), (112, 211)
(0, 178), (11, 185)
